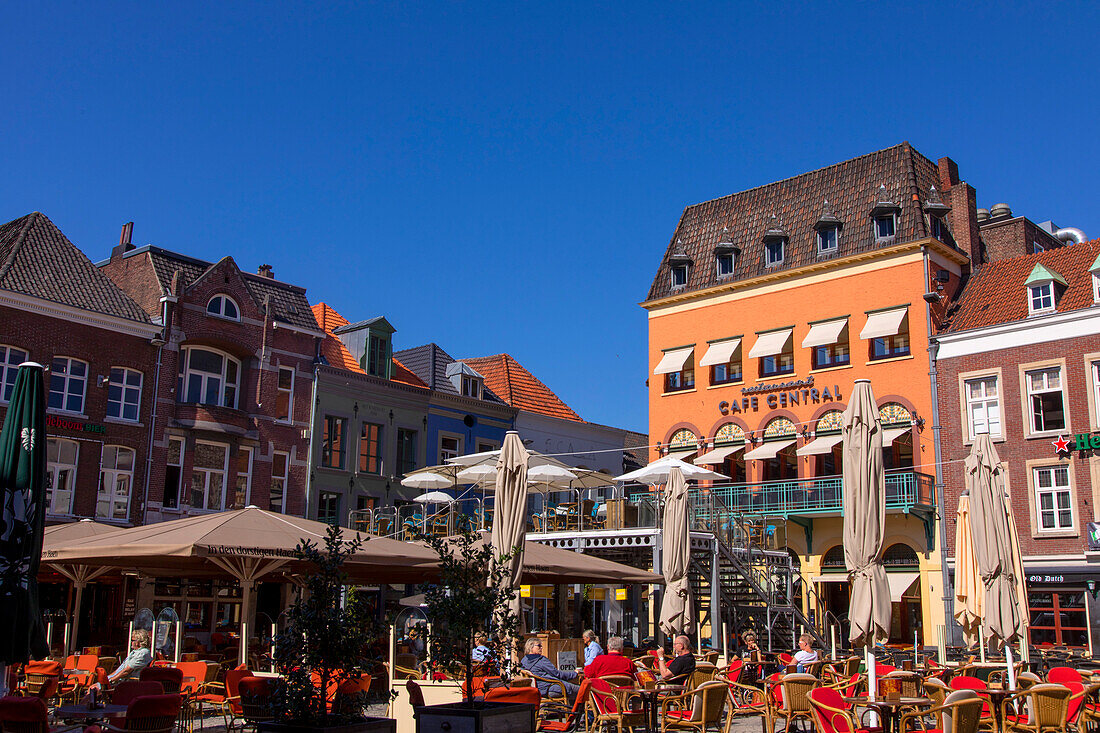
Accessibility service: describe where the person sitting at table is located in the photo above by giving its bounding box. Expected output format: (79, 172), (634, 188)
(793, 634), (819, 673)
(88, 629), (152, 693)
(585, 636), (636, 680)
(582, 629), (603, 667)
(471, 632), (494, 664)
(520, 637), (579, 700)
(739, 630), (762, 659)
(656, 635), (696, 682)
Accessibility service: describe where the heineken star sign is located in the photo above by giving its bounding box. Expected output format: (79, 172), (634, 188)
(1052, 433), (1100, 455)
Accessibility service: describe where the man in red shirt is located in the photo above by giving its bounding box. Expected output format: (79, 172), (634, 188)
(583, 636), (636, 680)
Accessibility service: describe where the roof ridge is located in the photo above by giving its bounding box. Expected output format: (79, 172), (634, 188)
(0, 212), (39, 283)
(501, 354), (514, 403)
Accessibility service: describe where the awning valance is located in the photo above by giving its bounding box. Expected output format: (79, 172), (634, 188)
(747, 329), (793, 359)
(881, 427), (911, 447)
(796, 433), (843, 456)
(802, 318), (848, 349)
(694, 445), (744, 465)
(860, 307), (908, 340)
(887, 572), (920, 602)
(699, 338), (742, 367)
(743, 439), (796, 460)
(654, 346), (694, 375)
(666, 448), (697, 462)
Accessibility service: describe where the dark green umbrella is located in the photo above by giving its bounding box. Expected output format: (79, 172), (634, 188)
(0, 362), (49, 665)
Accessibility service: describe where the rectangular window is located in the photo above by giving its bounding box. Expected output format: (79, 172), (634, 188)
(965, 376), (1001, 438)
(440, 435), (461, 463)
(671, 265), (687, 287)
(396, 428), (418, 476)
(1034, 466), (1073, 530)
(875, 215), (896, 240)
(318, 492), (340, 525)
(271, 451), (289, 513)
(1093, 361), (1100, 426)
(179, 347), (239, 409)
(931, 217), (948, 242)
(1032, 240), (1045, 254)
(191, 442), (229, 511)
(765, 239), (784, 266)
(477, 441), (497, 453)
(1029, 590), (1088, 647)
(47, 438), (79, 515)
(461, 376), (481, 398)
(275, 367), (294, 422)
(1030, 283), (1054, 313)
(0, 345), (29, 402)
(664, 359), (695, 392)
(48, 357), (87, 414)
(163, 437), (184, 509)
(359, 422), (383, 474)
(711, 360), (743, 384)
(870, 332), (910, 361)
(367, 335), (389, 378)
(98, 445), (135, 520)
(321, 415), (347, 469)
(817, 227), (838, 253)
(1027, 367), (1066, 433)
(234, 447), (253, 509)
(760, 340), (795, 377)
(107, 367), (143, 422)
(716, 253), (734, 277)
(812, 325), (850, 370)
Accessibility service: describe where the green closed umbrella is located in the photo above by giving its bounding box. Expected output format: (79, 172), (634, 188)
(0, 362), (50, 673)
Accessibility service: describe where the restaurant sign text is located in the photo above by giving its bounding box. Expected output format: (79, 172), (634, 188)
(719, 376), (844, 415)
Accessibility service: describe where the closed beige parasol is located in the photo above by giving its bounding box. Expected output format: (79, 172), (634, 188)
(659, 466), (694, 635)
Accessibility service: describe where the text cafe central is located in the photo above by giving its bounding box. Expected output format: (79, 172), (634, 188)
(718, 376), (844, 415)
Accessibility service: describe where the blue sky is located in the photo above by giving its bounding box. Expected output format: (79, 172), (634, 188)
(3, 2), (1097, 433)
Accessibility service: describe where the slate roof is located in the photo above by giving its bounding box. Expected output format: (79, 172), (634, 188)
(0, 212), (150, 323)
(944, 239), (1100, 332)
(128, 246), (320, 331)
(311, 303), (427, 388)
(646, 142), (953, 302)
(394, 343), (506, 404)
(459, 354), (582, 422)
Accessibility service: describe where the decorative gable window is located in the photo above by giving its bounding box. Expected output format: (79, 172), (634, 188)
(447, 361), (485, 399)
(815, 200), (842, 255)
(207, 294), (240, 321)
(871, 185), (900, 242)
(763, 217), (787, 267)
(668, 243), (692, 289)
(1025, 263), (1067, 315)
(715, 227), (738, 278)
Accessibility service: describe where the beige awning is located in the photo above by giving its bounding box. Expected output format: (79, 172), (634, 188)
(654, 346), (694, 375)
(743, 439), (796, 460)
(881, 427), (911, 447)
(747, 328), (793, 359)
(802, 318), (848, 348)
(796, 433), (843, 456)
(667, 448), (697, 462)
(694, 445), (744, 465)
(860, 307), (908, 340)
(699, 338), (741, 367)
(887, 572), (920, 602)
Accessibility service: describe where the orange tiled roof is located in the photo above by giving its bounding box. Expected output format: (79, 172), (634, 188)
(460, 354), (582, 422)
(945, 239), (1100, 332)
(310, 303), (427, 388)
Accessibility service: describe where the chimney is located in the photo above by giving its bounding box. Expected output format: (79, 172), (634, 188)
(937, 157), (960, 189)
(257, 264), (274, 278)
(110, 222), (136, 260)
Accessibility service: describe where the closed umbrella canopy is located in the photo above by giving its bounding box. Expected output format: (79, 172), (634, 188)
(659, 467), (694, 635)
(953, 494), (983, 647)
(0, 362), (49, 665)
(489, 432), (529, 627)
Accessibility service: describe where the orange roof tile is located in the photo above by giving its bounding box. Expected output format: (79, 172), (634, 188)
(945, 239), (1100, 332)
(460, 354), (582, 422)
(310, 303), (427, 388)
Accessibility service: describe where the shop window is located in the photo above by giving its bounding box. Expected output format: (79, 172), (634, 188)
(396, 428), (418, 476)
(178, 347), (240, 409)
(440, 435), (462, 463)
(965, 375), (1001, 439)
(821, 545), (846, 570)
(206, 294), (239, 321)
(0, 345), (28, 402)
(191, 442), (229, 511)
(275, 367), (294, 423)
(49, 357), (88, 414)
(882, 543), (918, 568)
(98, 445), (135, 520)
(359, 422), (383, 474)
(107, 367), (143, 422)
(1029, 590), (1089, 647)
(1034, 465), (1073, 531)
(47, 438), (79, 515)
(1026, 366), (1066, 434)
(234, 447), (252, 509)
(321, 415), (347, 469)
(270, 451), (289, 513)
(163, 437), (184, 509)
(318, 492), (340, 525)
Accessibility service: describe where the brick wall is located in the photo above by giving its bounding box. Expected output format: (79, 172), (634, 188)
(99, 251), (164, 320)
(979, 217), (1065, 263)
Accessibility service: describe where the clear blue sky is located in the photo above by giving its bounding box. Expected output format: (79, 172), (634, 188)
(3, 2), (1098, 434)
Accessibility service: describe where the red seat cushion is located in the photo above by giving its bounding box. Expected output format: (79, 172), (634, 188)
(666, 709), (693, 720)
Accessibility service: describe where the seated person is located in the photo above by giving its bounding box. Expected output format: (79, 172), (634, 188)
(656, 635), (696, 682)
(739, 630), (761, 659)
(90, 629), (152, 691)
(584, 635), (635, 680)
(582, 629), (603, 667)
(471, 632), (494, 664)
(520, 637), (579, 699)
(793, 634), (819, 673)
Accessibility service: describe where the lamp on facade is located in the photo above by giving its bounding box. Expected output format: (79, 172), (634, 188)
(912, 413), (926, 430)
(353, 402), (359, 417)
(389, 410), (394, 423)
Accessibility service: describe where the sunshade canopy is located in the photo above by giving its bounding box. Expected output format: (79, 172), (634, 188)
(694, 445), (744, 465)
(743, 439), (796, 460)
(666, 448), (697, 461)
(859, 307), (908, 340)
(653, 347), (694, 375)
(699, 338), (741, 367)
(802, 318), (848, 349)
(413, 491), (454, 504)
(43, 520), (121, 546)
(400, 472), (453, 490)
(954, 493), (983, 646)
(796, 434), (843, 456)
(881, 427), (910, 447)
(747, 328), (793, 358)
(659, 467), (694, 635)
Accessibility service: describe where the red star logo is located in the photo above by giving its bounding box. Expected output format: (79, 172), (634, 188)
(1052, 435), (1071, 453)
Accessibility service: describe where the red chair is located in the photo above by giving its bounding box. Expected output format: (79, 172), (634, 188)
(950, 675), (994, 720)
(0, 695), (82, 733)
(16, 661), (62, 702)
(778, 653), (794, 666)
(587, 678), (644, 733)
(875, 664), (897, 676)
(485, 685), (540, 710)
(538, 678), (590, 732)
(722, 659), (744, 683)
(198, 668), (253, 731)
(236, 677), (274, 729)
(139, 667), (183, 695)
(1048, 666), (1082, 685)
(110, 681), (164, 706)
(57, 656), (98, 703)
(808, 687), (876, 733)
(85, 694), (183, 733)
(1066, 681), (1086, 727)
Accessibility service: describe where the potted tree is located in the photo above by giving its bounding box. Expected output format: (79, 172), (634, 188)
(261, 525), (395, 733)
(413, 524), (536, 732)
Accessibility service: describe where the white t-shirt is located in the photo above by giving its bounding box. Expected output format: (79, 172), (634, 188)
(793, 649), (819, 666)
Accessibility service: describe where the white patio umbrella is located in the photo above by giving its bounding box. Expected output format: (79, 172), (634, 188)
(414, 491), (455, 504)
(615, 456), (727, 485)
(400, 472), (454, 490)
(456, 465), (498, 484)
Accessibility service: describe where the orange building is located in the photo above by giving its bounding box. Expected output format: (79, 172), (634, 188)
(643, 144), (974, 645)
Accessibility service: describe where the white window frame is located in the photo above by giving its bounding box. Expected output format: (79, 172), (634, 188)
(275, 366), (294, 423)
(1029, 282), (1055, 315)
(106, 367), (143, 422)
(764, 239), (785, 266)
(461, 376), (481, 399)
(817, 227), (838, 254)
(670, 265), (688, 288)
(49, 356), (88, 414)
(191, 440), (230, 511)
(235, 446), (253, 509)
(1091, 358), (1100, 430)
(271, 451), (289, 513)
(965, 374), (1002, 440)
(0, 345), (28, 403)
(206, 294), (240, 321)
(875, 214), (897, 241)
(97, 445), (135, 521)
(164, 436), (185, 510)
(1032, 240), (1045, 253)
(1092, 273), (1100, 304)
(1022, 363), (1068, 437)
(439, 433), (463, 463)
(716, 252), (735, 277)
(47, 438), (79, 515)
(1033, 465), (1074, 532)
(179, 347), (241, 409)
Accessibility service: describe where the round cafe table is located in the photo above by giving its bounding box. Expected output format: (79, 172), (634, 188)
(56, 703), (129, 723)
(637, 684), (685, 733)
(844, 696), (930, 733)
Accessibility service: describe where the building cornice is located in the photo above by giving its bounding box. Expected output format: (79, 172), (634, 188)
(933, 304), (1100, 359)
(315, 364), (431, 398)
(0, 289), (162, 339)
(272, 320), (327, 339)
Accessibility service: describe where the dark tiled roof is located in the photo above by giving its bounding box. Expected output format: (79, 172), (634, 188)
(0, 212), (150, 323)
(459, 354), (582, 422)
(394, 343), (506, 404)
(646, 142), (950, 301)
(135, 246), (319, 331)
(944, 239), (1100, 332)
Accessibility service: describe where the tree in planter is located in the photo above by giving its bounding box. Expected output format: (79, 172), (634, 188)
(271, 525), (389, 726)
(420, 522), (521, 703)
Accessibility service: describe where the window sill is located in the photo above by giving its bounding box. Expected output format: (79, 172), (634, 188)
(962, 434), (1006, 446)
(46, 408), (88, 419)
(809, 363), (854, 375)
(104, 416), (144, 428)
(1032, 529), (1079, 540)
(707, 381), (744, 390)
(661, 388), (697, 397)
(1026, 430), (1073, 441)
(206, 314), (242, 324)
(317, 465), (349, 474)
(866, 354), (914, 366)
(755, 373), (797, 383)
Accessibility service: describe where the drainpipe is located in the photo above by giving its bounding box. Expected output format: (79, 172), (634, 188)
(140, 297), (169, 525)
(922, 246), (955, 643)
(303, 357), (321, 520)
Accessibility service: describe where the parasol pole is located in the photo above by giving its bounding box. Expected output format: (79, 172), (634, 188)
(1005, 644), (1017, 691)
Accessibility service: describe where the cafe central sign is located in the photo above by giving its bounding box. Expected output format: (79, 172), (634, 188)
(718, 375), (844, 415)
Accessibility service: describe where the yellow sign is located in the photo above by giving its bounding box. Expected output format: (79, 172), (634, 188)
(615, 588), (628, 601)
(520, 585), (532, 598)
(521, 585), (553, 599)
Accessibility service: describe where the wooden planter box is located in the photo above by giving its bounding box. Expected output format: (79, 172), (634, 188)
(414, 702), (536, 733)
(259, 718), (396, 733)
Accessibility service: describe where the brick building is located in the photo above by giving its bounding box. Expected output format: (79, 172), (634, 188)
(934, 238), (1100, 649)
(99, 225), (324, 522)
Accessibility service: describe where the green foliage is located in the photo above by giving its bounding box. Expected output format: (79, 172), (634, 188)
(271, 524), (387, 725)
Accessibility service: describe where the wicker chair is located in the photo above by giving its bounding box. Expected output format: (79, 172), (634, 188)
(774, 673), (818, 733)
(659, 680), (727, 732)
(537, 678), (589, 733)
(16, 661), (62, 703)
(237, 677), (275, 730)
(139, 667), (183, 695)
(689, 663), (718, 689)
(716, 676), (767, 733)
(807, 686), (876, 733)
(1016, 672), (1042, 690)
(518, 669), (572, 707)
(1000, 683), (1073, 733)
(900, 689), (985, 733)
(84, 694), (183, 733)
(587, 678), (645, 733)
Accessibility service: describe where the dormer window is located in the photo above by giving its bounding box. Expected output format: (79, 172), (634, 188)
(817, 226), (838, 254)
(765, 238), (785, 266)
(930, 216), (948, 242)
(671, 264), (688, 287)
(207, 295), (240, 321)
(1090, 252), (1100, 303)
(1030, 282), (1054, 313)
(1025, 263), (1067, 316)
(716, 252), (735, 277)
(461, 375), (482, 398)
(667, 243), (692, 289)
(875, 214), (896, 241)
(872, 185), (899, 242)
(447, 361), (485, 399)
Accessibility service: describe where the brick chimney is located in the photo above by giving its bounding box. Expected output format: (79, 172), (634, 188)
(257, 264), (274, 278)
(110, 222), (135, 260)
(938, 157), (982, 267)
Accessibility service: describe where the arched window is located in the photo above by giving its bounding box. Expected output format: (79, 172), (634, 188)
(822, 545), (846, 570)
(0, 344), (28, 403)
(206, 294), (240, 321)
(98, 445), (135, 520)
(883, 543), (919, 568)
(668, 429), (699, 451)
(178, 347), (241, 409)
(816, 410), (844, 434)
(714, 423), (746, 445)
(47, 438), (79, 515)
(879, 402), (912, 427)
(762, 417), (796, 439)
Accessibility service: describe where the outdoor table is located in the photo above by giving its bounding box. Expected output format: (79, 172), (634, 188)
(56, 703), (129, 723)
(844, 696), (930, 733)
(981, 686), (1014, 732)
(637, 683), (685, 733)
